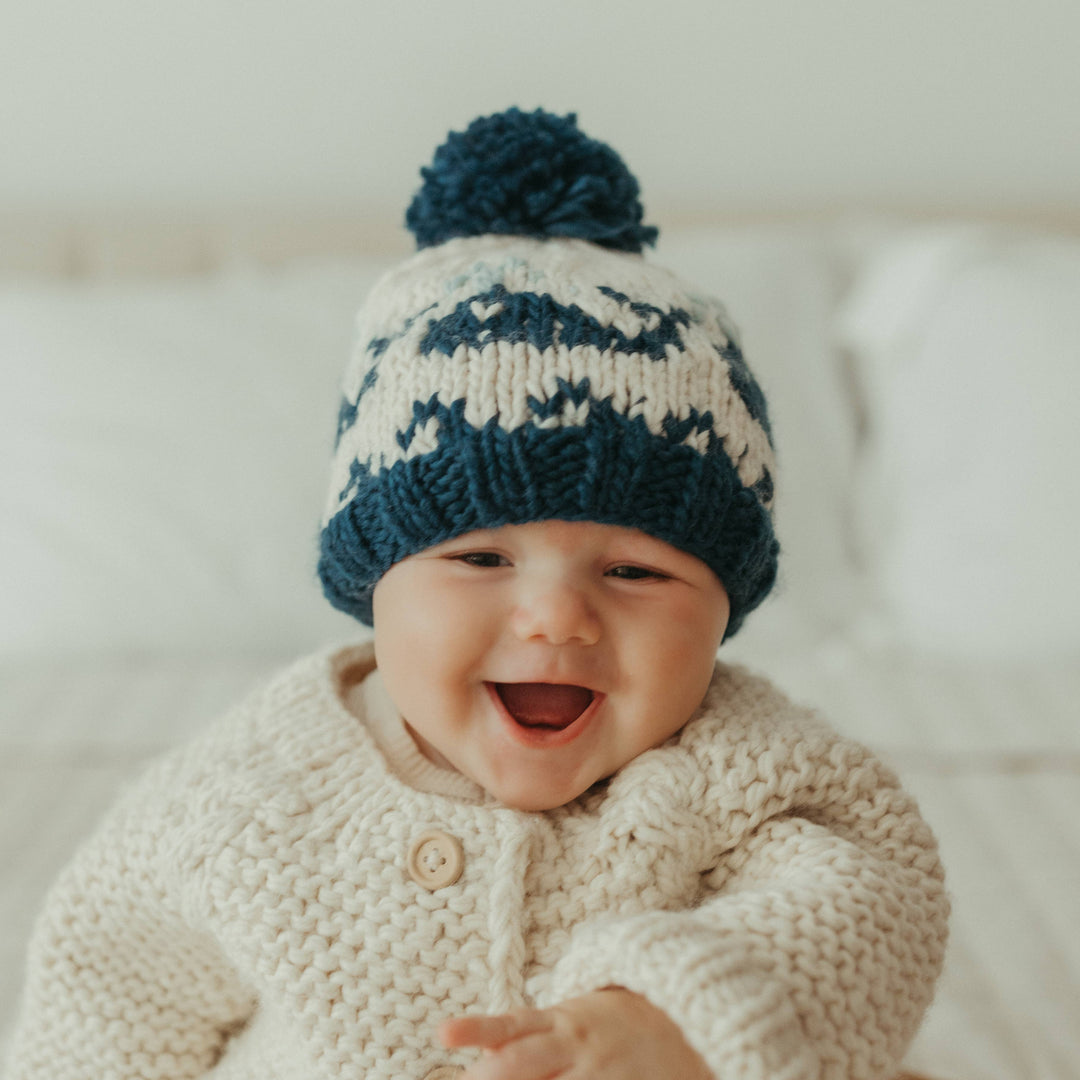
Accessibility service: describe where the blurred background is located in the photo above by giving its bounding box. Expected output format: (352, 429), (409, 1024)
(2, 3), (1079, 1078)
(3, 1), (1080, 228)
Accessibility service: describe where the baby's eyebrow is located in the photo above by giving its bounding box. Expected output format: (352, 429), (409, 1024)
(448, 533), (503, 547)
(429, 533), (503, 553)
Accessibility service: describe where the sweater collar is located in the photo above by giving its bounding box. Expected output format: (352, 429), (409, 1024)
(344, 665), (489, 804)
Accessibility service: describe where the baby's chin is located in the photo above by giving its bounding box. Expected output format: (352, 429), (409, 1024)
(493, 790), (579, 812)
(480, 769), (610, 812)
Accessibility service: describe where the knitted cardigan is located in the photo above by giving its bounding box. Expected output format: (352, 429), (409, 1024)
(4, 643), (949, 1080)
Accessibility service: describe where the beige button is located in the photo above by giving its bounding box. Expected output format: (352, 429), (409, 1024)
(407, 830), (464, 890)
(424, 1067), (464, 1080)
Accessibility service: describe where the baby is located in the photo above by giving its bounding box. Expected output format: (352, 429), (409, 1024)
(5, 109), (948, 1080)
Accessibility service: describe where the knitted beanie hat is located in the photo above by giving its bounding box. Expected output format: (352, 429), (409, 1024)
(319, 108), (778, 639)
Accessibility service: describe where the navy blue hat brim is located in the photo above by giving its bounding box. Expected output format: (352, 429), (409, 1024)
(318, 398), (777, 640)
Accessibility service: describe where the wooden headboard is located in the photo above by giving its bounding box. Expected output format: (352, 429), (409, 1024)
(3, 207), (1078, 279)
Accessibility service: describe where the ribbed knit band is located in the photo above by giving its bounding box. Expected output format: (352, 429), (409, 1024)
(319, 387), (775, 636)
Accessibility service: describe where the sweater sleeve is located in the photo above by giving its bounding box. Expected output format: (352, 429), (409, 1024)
(549, 738), (950, 1080)
(3, 749), (257, 1080)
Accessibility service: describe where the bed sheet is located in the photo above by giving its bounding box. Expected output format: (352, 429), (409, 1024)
(2, 644), (1078, 1079)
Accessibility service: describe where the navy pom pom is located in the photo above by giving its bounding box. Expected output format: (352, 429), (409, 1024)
(406, 108), (659, 254)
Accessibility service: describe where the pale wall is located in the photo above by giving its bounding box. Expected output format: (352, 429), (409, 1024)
(2, 0), (1078, 220)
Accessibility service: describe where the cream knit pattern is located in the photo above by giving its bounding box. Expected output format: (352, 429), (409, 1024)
(5, 643), (949, 1080)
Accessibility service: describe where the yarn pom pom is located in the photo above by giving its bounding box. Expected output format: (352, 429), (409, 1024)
(406, 108), (658, 253)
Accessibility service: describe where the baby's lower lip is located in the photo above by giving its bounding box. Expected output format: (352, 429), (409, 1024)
(485, 683), (603, 749)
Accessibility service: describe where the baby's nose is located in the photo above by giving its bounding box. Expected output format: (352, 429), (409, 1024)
(509, 579), (601, 646)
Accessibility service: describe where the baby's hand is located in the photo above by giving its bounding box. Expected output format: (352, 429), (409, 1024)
(438, 987), (713, 1080)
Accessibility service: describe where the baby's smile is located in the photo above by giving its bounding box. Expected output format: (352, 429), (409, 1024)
(491, 682), (595, 729)
(485, 681), (605, 751)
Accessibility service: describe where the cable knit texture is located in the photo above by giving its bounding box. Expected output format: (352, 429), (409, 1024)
(5, 643), (949, 1080)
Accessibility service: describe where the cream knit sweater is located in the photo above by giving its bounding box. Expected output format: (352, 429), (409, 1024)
(5, 643), (948, 1080)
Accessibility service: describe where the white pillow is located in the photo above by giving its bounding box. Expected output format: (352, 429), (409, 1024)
(836, 223), (1080, 659)
(660, 225), (864, 660)
(0, 258), (390, 657)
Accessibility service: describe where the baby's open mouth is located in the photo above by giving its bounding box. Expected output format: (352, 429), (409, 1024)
(493, 683), (595, 730)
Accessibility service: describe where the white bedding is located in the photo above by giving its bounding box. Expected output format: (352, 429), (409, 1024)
(770, 647), (1080, 1078)
(2, 642), (1078, 1079)
(3, 217), (1079, 1079)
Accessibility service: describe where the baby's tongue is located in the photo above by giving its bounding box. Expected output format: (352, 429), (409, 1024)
(496, 683), (593, 728)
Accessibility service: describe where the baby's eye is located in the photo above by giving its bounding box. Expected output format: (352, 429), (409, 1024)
(606, 564), (668, 581)
(452, 551), (509, 568)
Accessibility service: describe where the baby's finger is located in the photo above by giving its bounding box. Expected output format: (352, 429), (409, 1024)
(461, 1030), (574, 1080)
(439, 1007), (552, 1050)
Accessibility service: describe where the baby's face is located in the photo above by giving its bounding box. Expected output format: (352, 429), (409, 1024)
(371, 520), (730, 811)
